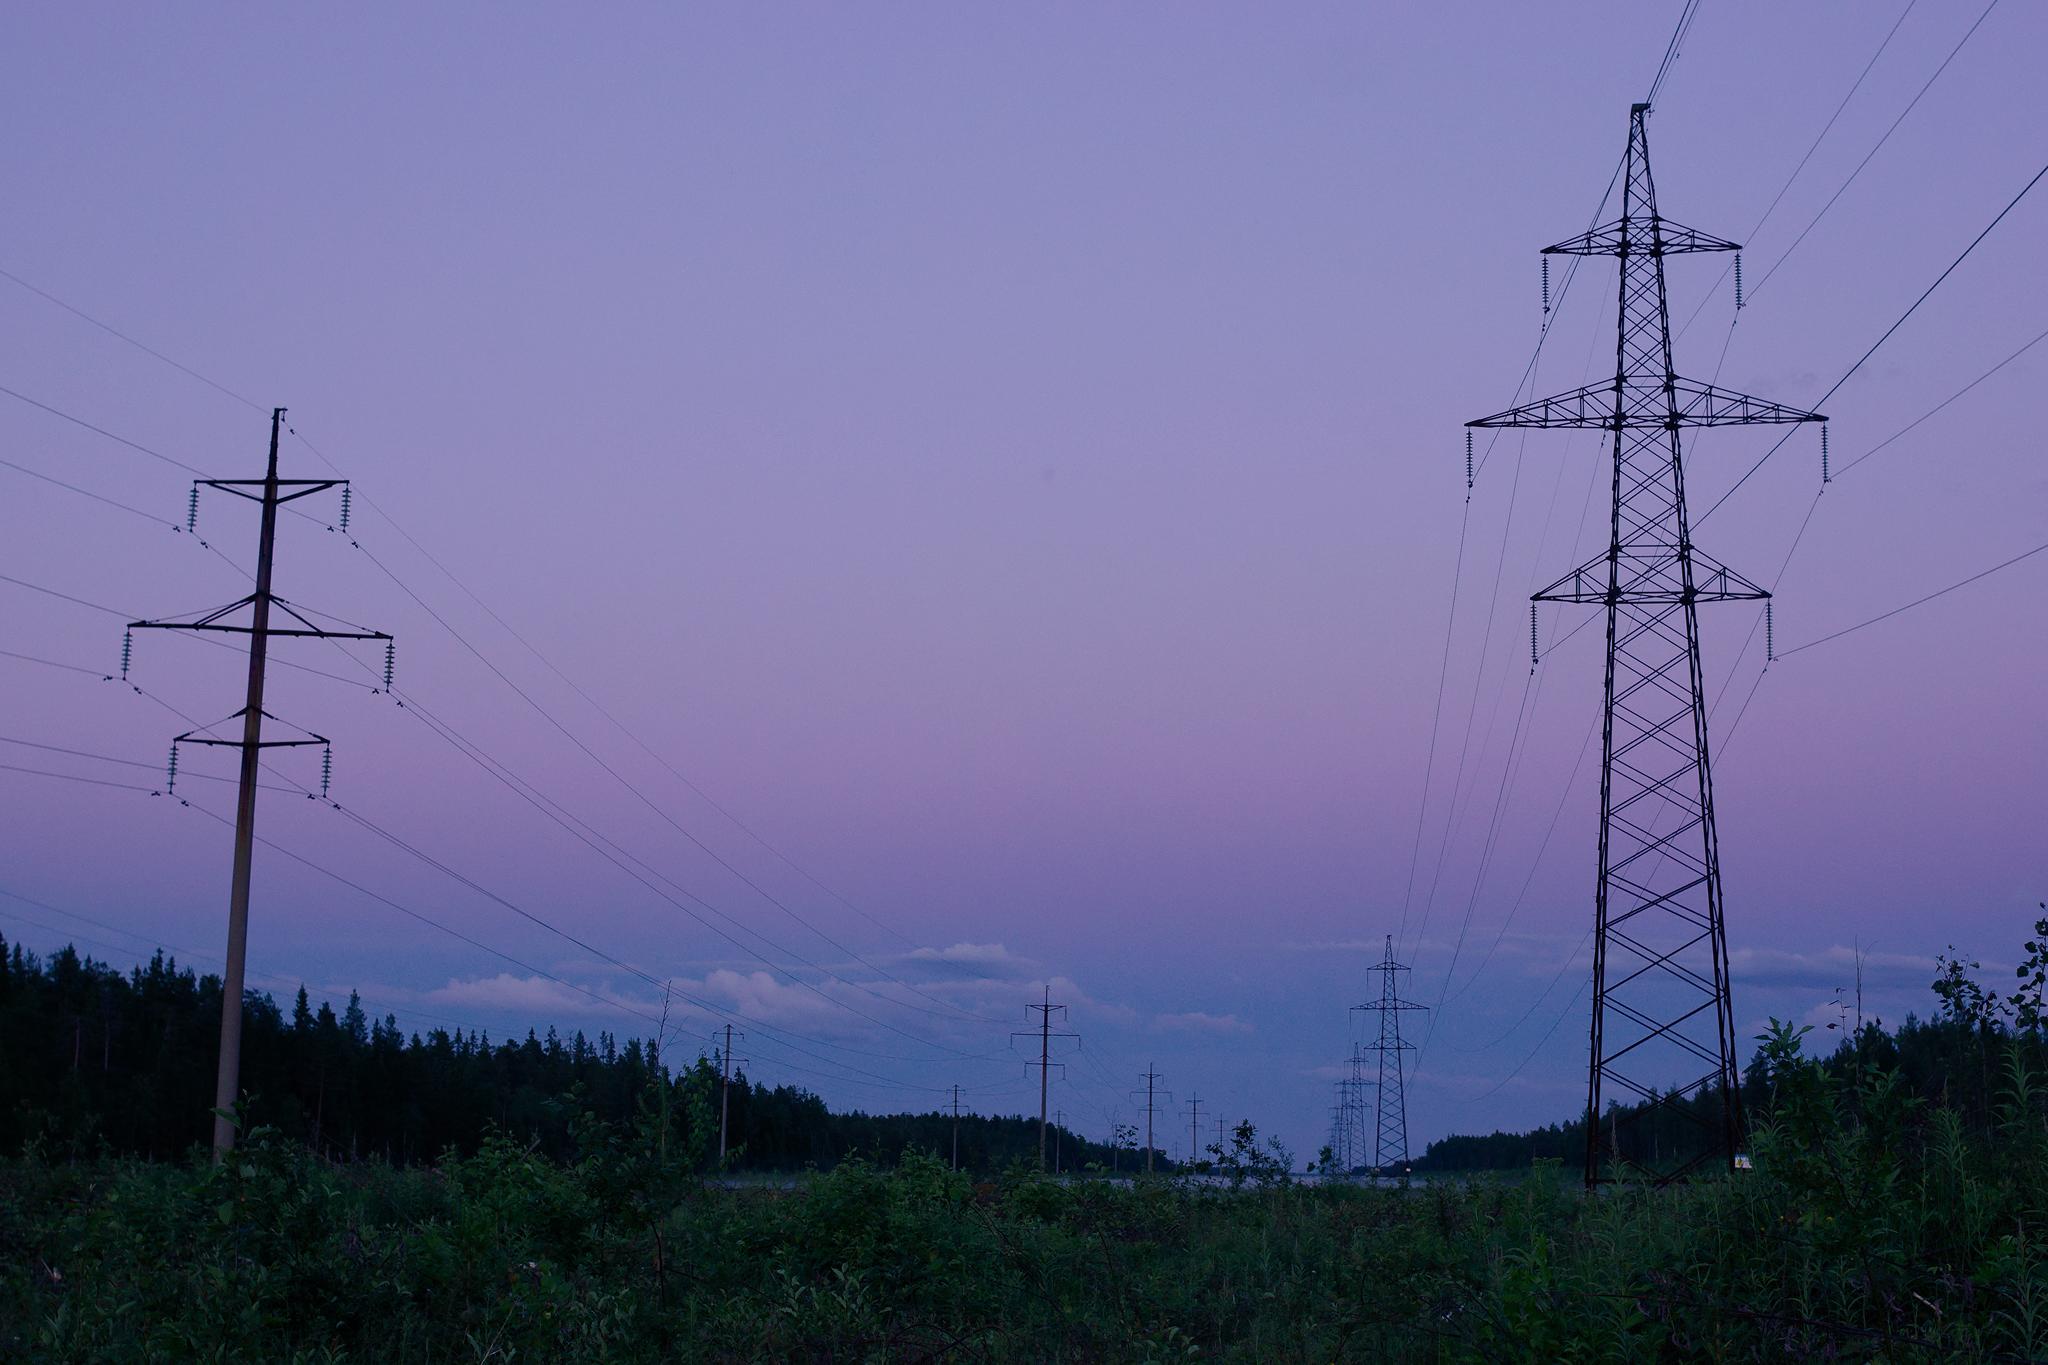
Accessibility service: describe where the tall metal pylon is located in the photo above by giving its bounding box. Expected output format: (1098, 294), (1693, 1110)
(1470, 105), (1824, 1186)
(1352, 935), (1425, 1176)
(126, 407), (391, 1159)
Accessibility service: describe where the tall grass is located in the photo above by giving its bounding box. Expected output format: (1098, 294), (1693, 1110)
(5, 1035), (2045, 1362)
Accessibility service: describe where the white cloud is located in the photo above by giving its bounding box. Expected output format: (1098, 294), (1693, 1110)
(908, 942), (1023, 966)
(429, 973), (657, 1019)
(1727, 944), (1943, 989)
(1154, 1010), (1253, 1035)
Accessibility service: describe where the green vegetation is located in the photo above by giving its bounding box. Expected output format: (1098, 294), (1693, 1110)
(4, 1047), (2047, 1361)
(3, 916), (2046, 1359)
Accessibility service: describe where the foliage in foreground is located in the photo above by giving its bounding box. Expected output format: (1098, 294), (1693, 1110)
(7, 1038), (2048, 1364)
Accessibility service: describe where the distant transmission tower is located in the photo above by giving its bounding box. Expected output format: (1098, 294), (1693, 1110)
(1326, 1088), (1352, 1173)
(1470, 105), (1824, 1186)
(1352, 936), (1424, 1175)
(126, 407), (391, 1160)
(1013, 985), (1077, 1171)
(1131, 1065), (1172, 1173)
(1343, 1042), (1372, 1171)
(1327, 1041), (1373, 1174)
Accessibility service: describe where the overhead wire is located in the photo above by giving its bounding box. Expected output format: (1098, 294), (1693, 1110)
(5, 589), (997, 1099)
(286, 425), (931, 958)
(2, 388), (1023, 1070)
(1777, 539), (2048, 658)
(0, 267), (265, 413)
(2, 253), (1230, 1105)
(1671, 0), (1921, 343)
(1699, 153), (2048, 524)
(1744, 0), (2003, 305)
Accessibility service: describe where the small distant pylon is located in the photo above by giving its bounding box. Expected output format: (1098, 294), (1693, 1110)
(1327, 1042), (1373, 1174)
(1352, 935), (1425, 1177)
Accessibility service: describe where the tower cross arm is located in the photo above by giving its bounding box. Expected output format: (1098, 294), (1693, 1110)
(1535, 546), (1770, 605)
(128, 594), (391, 641)
(200, 477), (346, 506)
(1544, 217), (1741, 257)
(1468, 378), (1824, 430)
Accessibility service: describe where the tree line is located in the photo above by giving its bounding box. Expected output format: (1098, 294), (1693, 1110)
(1415, 911), (2048, 1172)
(0, 933), (1139, 1172)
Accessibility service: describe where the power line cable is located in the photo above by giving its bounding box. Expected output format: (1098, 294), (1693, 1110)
(1699, 153), (2048, 523)
(0, 382), (213, 476)
(1746, 0), (2002, 305)
(1672, 0), (1920, 342)
(1644, 0), (1705, 106)
(3, 754), (972, 1094)
(1831, 323), (2048, 480)
(0, 267), (265, 413)
(0, 272), (936, 982)
(0, 455), (183, 529)
(334, 528), (1008, 1029)
(2, 392), (1014, 1047)
(287, 426), (933, 959)
(1778, 539), (2048, 658)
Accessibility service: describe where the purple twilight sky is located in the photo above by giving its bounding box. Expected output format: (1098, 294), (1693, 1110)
(2, 3), (2044, 1159)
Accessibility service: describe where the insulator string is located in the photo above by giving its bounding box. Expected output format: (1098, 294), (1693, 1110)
(1733, 251), (1743, 311)
(1821, 423), (1830, 484)
(120, 628), (133, 682)
(185, 485), (199, 533)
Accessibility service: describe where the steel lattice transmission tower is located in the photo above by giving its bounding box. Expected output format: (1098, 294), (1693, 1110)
(1352, 936), (1425, 1176)
(1469, 105), (1823, 1186)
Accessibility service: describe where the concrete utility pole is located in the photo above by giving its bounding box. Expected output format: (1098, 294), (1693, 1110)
(951, 1084), (962, 1170)
(1185, 1093), (1204, 1166)
(714, 1024), (747, 1166)
(1131, 1065), (1171, 1173)
(1013, 985), (1077, 1171)
(1054, 1108), (1066, 1173)
(127, 407), (389, 1161)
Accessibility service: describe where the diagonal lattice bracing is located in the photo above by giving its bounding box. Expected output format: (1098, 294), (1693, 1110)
(1468, 105), (1823, 1186)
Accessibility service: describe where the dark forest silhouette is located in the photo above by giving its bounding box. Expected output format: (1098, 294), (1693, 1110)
(0, 932), (1135, 1173)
